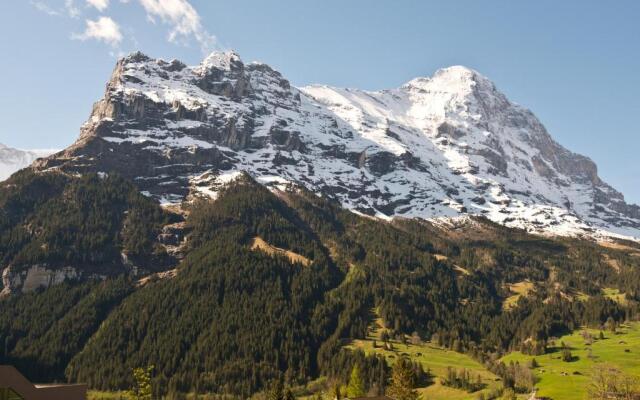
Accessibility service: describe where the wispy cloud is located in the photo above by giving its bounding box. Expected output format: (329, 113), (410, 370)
(65, 0), (81, 18)
(31, 1), (61, 16)
(31, 0), (218, 55)
(31, 0), (81, 18)
(86, 0), (110, 11)
(138, 0), (217, 53)
(72, 16), (123, 47)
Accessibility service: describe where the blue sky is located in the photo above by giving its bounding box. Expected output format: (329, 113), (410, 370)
(0, 0), (638, 203)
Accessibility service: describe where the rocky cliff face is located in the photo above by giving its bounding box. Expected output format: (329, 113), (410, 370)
(1, 265), (79, 296)
(33, 51), (640, 241)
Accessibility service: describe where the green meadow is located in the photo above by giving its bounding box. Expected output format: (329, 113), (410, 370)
(87, 391), (128, 400)
(501, 322), (640, 400)
(347, 317), (502, 400)
(90, 322), (640, 400)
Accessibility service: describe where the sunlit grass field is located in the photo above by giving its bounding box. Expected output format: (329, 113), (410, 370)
(346, 316), (502, 400)
(90, 320), (640, 400)
(501, 322), (640, 400)
(88, 391), (128, 400)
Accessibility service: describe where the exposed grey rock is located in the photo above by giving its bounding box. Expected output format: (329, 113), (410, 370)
(27, 52), (640, 241)
(1, 264), (79, 297)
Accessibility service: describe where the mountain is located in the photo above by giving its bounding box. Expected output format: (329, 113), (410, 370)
(2, 51), (640, 397)
(0, 143), (55, 181)
(32, 51), (640, 241)
(2, 173), (639, 396)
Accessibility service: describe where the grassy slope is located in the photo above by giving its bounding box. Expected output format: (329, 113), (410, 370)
(87, 391), (128, 400)
(602, 287), (628, 305)
(502, 281), (535, 310)
(501, 322), (640, 400)
(346, 315), (501, 400)
(93, 323), (640, 400)
(250, 236), (312, 266)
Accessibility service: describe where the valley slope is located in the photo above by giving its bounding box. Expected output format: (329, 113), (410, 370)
(1, 172), (639, 398)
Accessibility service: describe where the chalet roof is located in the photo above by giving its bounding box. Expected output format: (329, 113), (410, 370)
(0, 366), (87, 400)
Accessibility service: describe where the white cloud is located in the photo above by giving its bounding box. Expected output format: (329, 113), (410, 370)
(138, 0), (216, 53)
(31, 0), (80, 17)
(86, 0), (110, 11)
(65, 0), (81, 18)
(72, 16), (123, 47)
(31, 1), (61, 16)
(32, 0), (219, 56)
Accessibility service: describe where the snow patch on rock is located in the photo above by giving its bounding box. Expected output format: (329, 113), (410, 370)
(33, 51), (640, 242)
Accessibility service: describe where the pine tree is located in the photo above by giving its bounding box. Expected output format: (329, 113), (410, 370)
(562, 348), (573, 362)
(346, 365), (366, 398)
(268, 381), (284, 400)
(284, 388), (296, 400)
(127, 366), (153, 400)
(333, 384), (342, 400)
(386, 358), (420, 400)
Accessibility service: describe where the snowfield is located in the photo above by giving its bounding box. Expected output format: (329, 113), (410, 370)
(34, 51), (640, 242)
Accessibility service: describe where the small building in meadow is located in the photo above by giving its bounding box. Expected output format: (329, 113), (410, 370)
(0, 366), (87, 400)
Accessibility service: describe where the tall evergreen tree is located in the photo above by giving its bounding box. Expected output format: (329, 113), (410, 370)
(268, 381), (284, 400)
(346, 365), (366, 398)
(284, 388), (296, 400)
(386, 358), (420, 400)
(127, 366), (154, 400)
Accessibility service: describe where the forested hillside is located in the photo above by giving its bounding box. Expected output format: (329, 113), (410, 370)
(0, 170), (176, 294)
(1, 172), (639, 398)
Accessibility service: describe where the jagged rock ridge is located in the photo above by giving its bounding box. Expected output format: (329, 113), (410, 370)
(33, 51), (640, 240)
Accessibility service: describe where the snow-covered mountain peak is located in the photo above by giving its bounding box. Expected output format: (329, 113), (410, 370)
(32, 51), (640, 241)
(397, 66), (510, 136)
(403, 65), (490, 94)
(201, 50), (242, 69)
(0, 144), (57, 181)
(435, 64), (478, 77)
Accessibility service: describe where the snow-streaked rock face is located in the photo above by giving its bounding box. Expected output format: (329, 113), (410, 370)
(0, 143), (55, 181)
(33, 51), (640, 241)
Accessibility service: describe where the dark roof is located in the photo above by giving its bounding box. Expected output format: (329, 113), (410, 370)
(0, 366), (87, 400)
